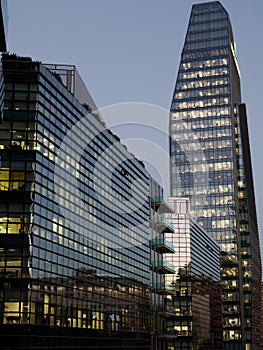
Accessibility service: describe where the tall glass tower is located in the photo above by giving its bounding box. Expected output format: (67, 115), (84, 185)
(170, 2), (261, 349)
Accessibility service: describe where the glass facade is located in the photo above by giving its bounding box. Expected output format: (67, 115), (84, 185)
(170, 2), (261, 349)
(161, 198), (222, 350)
(0, 54), (153, 349)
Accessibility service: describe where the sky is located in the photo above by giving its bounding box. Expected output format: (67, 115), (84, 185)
(6, 0), (263, 254)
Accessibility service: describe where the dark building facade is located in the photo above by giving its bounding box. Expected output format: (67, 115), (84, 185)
(170, 2), (261, 349)
(0, 54), (153, 349)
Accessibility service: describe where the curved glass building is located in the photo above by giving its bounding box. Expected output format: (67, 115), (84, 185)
(0, 54), (152, 349)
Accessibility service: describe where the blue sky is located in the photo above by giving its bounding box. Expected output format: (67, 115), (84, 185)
(7, 0), (263, 253)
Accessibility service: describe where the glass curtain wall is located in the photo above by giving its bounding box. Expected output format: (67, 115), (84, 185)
(170, 2), (261, 349)
(0, 54), (152, 350)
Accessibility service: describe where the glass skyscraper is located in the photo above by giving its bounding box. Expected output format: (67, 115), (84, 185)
(170, 1), (261, 349)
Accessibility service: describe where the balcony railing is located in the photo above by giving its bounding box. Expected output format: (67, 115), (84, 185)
(150, 260), (175, 274)
(150, 197), (174, 213)
(158, 330), (191, 338)
(149, 237), (175, 254)
(158, 334), (178, 339)
(151, 283), (176, 295)
(156, 306), (177, 317)
(150, 219), (174, 233)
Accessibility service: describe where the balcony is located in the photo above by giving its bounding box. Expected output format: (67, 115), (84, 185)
(158, 330), (191, 338)
(157, 307), (177, 318)
(150, 261), (175, 274)
(151, 283), (176, 295)
(158, 332), (179, 339)
(149, 237), (175, 254)
(150, 219), (174, 233)
(150, 197), (174, 213)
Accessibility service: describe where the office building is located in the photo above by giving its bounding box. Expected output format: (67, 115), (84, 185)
(162, 198), (222, 350)
(170, 2), (261, 349)
(0, 53), (153, 349)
